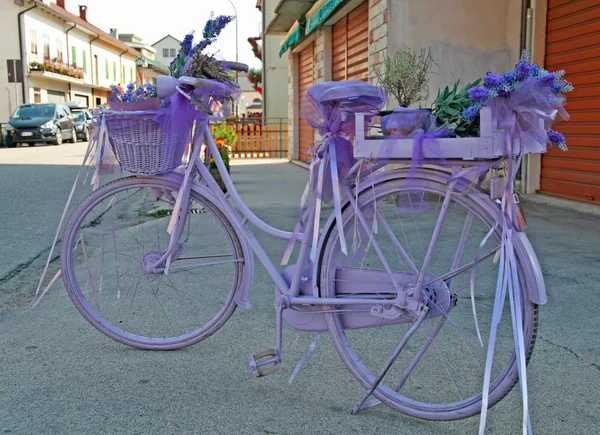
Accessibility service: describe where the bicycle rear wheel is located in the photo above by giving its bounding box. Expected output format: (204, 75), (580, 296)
(318, 176), (538, 420)
(61, 176), (245, 350)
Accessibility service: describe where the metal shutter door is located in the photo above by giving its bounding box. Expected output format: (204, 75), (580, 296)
(331, 1), (368, 82)
(541, 0), (600, 204)
(298, 42), (315, 162)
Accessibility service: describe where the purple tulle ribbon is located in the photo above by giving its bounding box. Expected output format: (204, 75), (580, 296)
(282, 81), (386, 264)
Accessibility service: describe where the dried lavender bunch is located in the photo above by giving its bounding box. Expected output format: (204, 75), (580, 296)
(186, 52), (233, 86)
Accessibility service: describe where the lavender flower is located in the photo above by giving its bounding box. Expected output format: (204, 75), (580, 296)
(483, 73), (503, 88)
(182, 32), (194, 54)
(469, 86), (489, 102)
(540, 72), (556, 87)
(547, 129), (567, 151)
(463, 105), (480, 122)
(502, 71), (516, 82)
(516, 59), (532, 81)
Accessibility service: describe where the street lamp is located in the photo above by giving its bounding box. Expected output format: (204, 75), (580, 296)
(227, 0), (239, 115)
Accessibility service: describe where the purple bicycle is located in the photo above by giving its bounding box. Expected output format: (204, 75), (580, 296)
(58, 66), (544, 422)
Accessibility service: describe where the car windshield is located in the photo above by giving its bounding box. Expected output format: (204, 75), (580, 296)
(72, 112), (86, 121)
(13, 104), (55, 119)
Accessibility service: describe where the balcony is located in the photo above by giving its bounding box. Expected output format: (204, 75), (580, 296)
(29, 60), (85, 85)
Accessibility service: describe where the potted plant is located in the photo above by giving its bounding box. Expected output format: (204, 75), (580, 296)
(432, 78), (482, 137)
(206, 122), (236, 191)
(373, 47), (435, 136)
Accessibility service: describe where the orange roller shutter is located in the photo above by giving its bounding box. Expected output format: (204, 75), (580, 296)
(540, 0), (600, 204)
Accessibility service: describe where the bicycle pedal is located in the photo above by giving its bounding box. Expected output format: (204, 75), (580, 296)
(249, 349), (281, 378)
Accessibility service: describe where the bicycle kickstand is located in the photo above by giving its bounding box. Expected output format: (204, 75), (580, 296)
(248, 295), (288, 378)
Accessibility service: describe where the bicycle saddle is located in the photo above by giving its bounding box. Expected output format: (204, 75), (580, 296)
(308, 81), (386, 106)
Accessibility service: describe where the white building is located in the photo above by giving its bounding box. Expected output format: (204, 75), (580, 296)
(151, 35), (181, 72)
(0, 0), (139, 122)
(236, 72), (262, 118)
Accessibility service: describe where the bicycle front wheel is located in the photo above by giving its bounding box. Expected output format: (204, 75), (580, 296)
(318, 176), (538, 420)
(61, 176), (245, 350)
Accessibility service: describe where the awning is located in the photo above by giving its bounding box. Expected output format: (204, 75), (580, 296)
(305, 0), (344, 35)
(279, 20), (302, 57)
(265, 0), (315, 34)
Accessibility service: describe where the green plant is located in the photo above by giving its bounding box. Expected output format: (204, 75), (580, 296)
(432, 78), (482, 137)
(211, 122), (237, 145)
(374, 47), (435, 107)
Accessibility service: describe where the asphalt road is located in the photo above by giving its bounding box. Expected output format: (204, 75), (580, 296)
(0, 144), (599, 434)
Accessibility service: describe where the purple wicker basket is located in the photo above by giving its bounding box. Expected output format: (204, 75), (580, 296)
(104, 111), (188, 175)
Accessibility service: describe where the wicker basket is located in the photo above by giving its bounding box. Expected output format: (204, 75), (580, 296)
(104, 111), (188, 175)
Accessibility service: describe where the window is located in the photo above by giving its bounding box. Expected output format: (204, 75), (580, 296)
(34, 88), (41, 104)
(71, 46), (77, 66)
(169, 48), (176, 57)
(162, 48), (169, 57)
(82, 50), (87, 73)
(105, 59), (109, 79)
(43, 34), (50, 59)
(30, 30), (38, 54)
(130, 67), (133, 83)
(122, 65), (126, 83)
(113, 61), (117, 81)
(56, 40), (63, 62)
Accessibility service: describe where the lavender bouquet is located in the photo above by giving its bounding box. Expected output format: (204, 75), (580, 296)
(169, 14), (235, 79)
(462, 51), (573, 150)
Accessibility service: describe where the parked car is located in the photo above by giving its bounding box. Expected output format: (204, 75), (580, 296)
(5, 103), (76, 147)
(71, 110), (94, 142)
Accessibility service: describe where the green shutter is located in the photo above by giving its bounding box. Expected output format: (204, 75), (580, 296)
(130, 68), (133, 82)
(122, 65), (126, 83)
(113, 61), (117, 81)
(82, 50), (87, 73)
(105, 59), (109, 79)
(71, 46), (76, 66)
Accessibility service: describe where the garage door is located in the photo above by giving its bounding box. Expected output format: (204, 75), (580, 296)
(332, 1), (369, 82)
(46, 90), (66, 103)
(541, 0), (600, 205)
(298, 42), (315, 163)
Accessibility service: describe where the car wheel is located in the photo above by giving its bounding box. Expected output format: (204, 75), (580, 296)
(27, 143), (35, 147)
(7, 142), (17, 148)
(82, 128), (90, 142)
(66, 127), (77, 143)
(53, 128), (63, 145)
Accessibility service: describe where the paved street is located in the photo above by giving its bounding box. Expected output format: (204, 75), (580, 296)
(0, 144), (599, 434)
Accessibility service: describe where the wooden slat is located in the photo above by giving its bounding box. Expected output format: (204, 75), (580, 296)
(547, 5), (600, 33)
(542, 156), (600, 173)
(542, 167), (600, 186)
(540, 179), (600, 204)
(545, 32), (600, 57)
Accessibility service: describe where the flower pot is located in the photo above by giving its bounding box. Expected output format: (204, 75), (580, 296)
(210, 167), (227, 193)
(381, 107), (433, 137)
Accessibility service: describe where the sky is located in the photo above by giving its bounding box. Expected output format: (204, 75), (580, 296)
(63, 0), (263, 69)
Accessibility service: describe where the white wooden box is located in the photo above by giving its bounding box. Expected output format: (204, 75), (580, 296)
(353, 107), (547, 160)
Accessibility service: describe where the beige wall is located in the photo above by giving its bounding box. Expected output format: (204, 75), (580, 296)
(387, 0), (522, 107)
(263, 35), (289, 120)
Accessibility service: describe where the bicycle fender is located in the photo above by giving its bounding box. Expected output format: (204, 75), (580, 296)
(516, 232), (547, 305)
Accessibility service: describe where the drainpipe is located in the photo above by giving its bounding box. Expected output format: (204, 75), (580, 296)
(17, 2), (38, 105)
(118, 48), (129, 85)
(89, 33), (100, 87)
(65, 23), (77, 100)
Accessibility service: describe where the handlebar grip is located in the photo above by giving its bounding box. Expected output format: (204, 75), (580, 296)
(222, 61), (249, 73)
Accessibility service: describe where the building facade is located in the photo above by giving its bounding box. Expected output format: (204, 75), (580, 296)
(118, 33), (170, 85)
(0, 0), (139, 122)
(264, 0), (599, 205)
(151, 35), (181, 71)
(257, 0), (289, 122)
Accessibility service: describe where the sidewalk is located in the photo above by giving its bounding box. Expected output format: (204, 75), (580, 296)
(0, 160), (598, 434)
